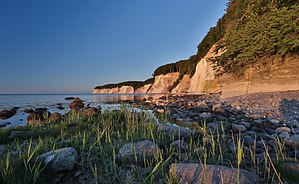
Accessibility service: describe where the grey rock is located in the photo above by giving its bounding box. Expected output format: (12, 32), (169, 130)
(238, 122), (251, 129)
(38, 147), (78, 173)
(169, 163), (259, 184)
(182, 121), (192, 126)
(212, 104), (226, 115)
(281, 162), (299, 181)
(200, 112), (213, 123)
(208, 120), (232, 132)
(270, 119), (280, 124)
(157, 124), (193, 140)
(0, 109), (17, 119)
(232, 124), (247, 133)
(116, 140), (161, 165)
(279, 131), (290, 139)
(193, 102), (210, 113)
(285, 135), (299, 149)
(275, 127), (291, 134)
(244, 135), (254, 147)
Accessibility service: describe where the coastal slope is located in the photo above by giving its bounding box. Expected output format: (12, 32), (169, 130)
(93, 0), (299, 97)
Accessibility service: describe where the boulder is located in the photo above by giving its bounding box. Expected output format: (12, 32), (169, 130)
(65, 97), (75, 100)
(69, 98), (85, 109)
(281, 162), (299, 182)
(270, 119), (280, 124)
(157, 124), (193, 140)
(27, 110), (51, 125)
(192, 102), (210, 113)
(279, 131), (290, 139)
(199, 112), (213, 123)
(0, 109), (17, 119)
(285, 135), (299, 149)
(275, 127), (291, 134)
(232, 124), (247, 133)
(169, 163), (259, 184)
(56, 105), (65, 110)
(212, 104), (227, 115)
(244, 135), (255, 147)
(38, 147), (78, 173)
(116, 140), (161, 165)
(24, 108), (34, 114)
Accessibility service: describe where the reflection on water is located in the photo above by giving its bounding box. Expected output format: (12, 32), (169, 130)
(0, 94), (165, 127)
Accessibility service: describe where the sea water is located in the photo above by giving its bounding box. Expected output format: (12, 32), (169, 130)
(0, 94), (163, 127)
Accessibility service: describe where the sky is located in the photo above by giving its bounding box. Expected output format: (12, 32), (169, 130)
(0, 0), (227, 94)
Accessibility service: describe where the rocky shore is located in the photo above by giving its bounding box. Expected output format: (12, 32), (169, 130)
(0, 91), (299, 183)
(142, 90), (299, 158)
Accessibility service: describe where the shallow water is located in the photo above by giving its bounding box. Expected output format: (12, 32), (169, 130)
(0, 94), (164, 127)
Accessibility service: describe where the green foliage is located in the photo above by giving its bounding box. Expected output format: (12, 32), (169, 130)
(95, 78), (154, 91)
(153, 55), (198, 77)
(212, 1), (299, 73)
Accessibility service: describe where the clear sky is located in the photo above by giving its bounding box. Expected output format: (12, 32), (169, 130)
(0, 0), (227, 94)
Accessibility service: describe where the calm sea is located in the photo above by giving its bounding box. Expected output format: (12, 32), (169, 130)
(0, 94), (163, 127)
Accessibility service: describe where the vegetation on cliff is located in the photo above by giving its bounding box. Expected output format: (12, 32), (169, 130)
(94, 78), (154, 91)
(155, 0), (299, 88)
(212, 0), (299, 73)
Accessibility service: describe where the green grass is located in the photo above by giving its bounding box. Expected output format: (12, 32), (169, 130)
(0, 107), (297, 183)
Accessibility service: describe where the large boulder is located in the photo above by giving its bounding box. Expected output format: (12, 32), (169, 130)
(69, 98), (85, 109)
(169, 163), (259, 184)
(157, 124), (193, 140)
(285, 135), (299, 149)
(65, 97), (75, 100)
(24, 108), (34, 114)
(27, 109), (51, 125)
(38, 147), (78, 173)
(232, 124), (247, 133)
(116, 140), (161, 165)
(192, 102), (211, 113)
(281, 162), (299, 182)
(0, 109), (17, 119)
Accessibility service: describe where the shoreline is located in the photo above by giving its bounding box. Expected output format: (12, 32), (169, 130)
(0, 90), (299, 183)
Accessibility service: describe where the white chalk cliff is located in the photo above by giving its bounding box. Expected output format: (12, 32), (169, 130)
(93, 44), (299, 97)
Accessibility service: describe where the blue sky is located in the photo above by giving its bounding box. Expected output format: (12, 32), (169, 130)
(0, 0), (227, 94)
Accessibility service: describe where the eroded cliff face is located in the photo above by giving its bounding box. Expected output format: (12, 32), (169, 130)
(187, 45), (222, 93)
(92, 84), (152, 94)
(135, 84), (152, 94)
(93, 46), (299, 97)
(171, 74), (191, 93)
(92, 86), (134, 94)
(147, 72), (180, 93)
(219, 54), (299, 98)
